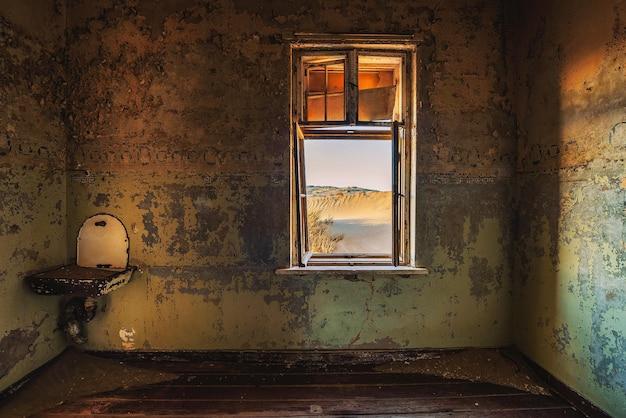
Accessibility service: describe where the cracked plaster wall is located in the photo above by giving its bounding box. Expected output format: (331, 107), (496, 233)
(508, 0), (626, 416)
(2, 1), (623, 414)
(64, 0), (516, 352)
(8, 0), (604, 400)
(0, 0), (68, 393)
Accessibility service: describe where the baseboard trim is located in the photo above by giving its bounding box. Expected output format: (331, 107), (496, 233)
(84, 348), (462, 365)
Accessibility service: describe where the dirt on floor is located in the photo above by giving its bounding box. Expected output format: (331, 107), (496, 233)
(0, 348), (177, 418)
(375, 348), (551, 395)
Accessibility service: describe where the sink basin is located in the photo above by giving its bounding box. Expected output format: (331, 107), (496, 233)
(26, 265), (135, 297)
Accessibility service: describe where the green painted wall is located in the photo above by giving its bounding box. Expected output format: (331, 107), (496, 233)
(0, 1), (68, 392)
(508, 1), (626, 416)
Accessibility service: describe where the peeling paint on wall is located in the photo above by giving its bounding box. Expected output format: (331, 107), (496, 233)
(0, 0), (537, 398)
(468, 256), (503, 300)
(508, 0), (626, 416)
(57, 0), (517, 354)
(3, 2), (621, 416)
(0, 0), (67, 392)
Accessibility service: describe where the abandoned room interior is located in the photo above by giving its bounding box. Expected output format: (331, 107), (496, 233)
(0, 0), (624, 416)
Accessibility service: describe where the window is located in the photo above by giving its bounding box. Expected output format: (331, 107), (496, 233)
(290, 35), (417, 268)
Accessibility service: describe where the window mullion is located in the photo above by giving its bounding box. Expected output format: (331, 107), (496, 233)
(324, 65), (328, 122)
(347, 50), (358, 124)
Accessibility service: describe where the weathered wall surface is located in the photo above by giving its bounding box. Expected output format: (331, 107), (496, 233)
(64, 0), (516, 351)
(509, 0), (626, 415)
(0, 1), (67, 391)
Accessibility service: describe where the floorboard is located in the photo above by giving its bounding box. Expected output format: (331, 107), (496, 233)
(32, 354), (587, 417)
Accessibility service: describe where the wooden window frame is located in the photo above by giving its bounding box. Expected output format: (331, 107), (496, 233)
(290, 35), (418, 268)
(302, 56), (347, 123)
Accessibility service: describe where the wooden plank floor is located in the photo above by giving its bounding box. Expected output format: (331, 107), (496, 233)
(34, 357), (586, 417)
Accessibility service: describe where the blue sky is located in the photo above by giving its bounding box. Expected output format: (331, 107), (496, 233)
(304, 140), (391, 191)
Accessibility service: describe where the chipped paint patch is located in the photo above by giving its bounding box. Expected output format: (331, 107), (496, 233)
(551, 324), (571, 354)
(0, 327), (40, 378)
(92, 193), (110, 207)
(468, 256), (503, 300)
(119, 328), (136, 350)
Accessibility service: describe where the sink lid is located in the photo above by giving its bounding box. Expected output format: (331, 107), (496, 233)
(77, 214), (129, 269)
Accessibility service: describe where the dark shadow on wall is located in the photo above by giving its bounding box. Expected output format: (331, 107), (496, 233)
(506, 0), (563, 366)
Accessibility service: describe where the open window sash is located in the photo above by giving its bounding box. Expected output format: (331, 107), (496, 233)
(297, 123), (404, 267)
(294, 122), (312, 266)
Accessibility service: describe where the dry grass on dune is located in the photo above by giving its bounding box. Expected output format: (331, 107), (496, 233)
(307, 210), (344, 253)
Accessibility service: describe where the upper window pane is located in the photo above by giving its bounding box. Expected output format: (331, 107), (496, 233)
(303, 56), (345, 122)
(358, 55), (402, 122)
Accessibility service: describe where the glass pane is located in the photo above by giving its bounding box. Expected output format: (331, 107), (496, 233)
(358, 55), (402, 122)
(304, 61), (345, 121)
(326, 92), (344, 121)
(327, 69), (344, 93)
(304, 139), (392, 255)
(307, 68), (326, 92)
(306, 96), (325, 121)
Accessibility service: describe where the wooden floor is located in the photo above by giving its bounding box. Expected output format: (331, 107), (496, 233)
(34, 353), (586, 417)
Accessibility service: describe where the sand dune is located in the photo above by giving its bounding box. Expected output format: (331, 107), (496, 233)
(307, 186), (391, 223)
(307, 186), (392, 253)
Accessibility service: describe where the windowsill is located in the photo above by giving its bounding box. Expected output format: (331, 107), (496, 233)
(275, 266), (429, 276)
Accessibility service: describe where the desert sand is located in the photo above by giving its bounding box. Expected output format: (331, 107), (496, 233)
(307, 186), (392, 254)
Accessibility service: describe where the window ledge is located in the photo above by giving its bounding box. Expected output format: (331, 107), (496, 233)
(275, 266), (428, 276)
